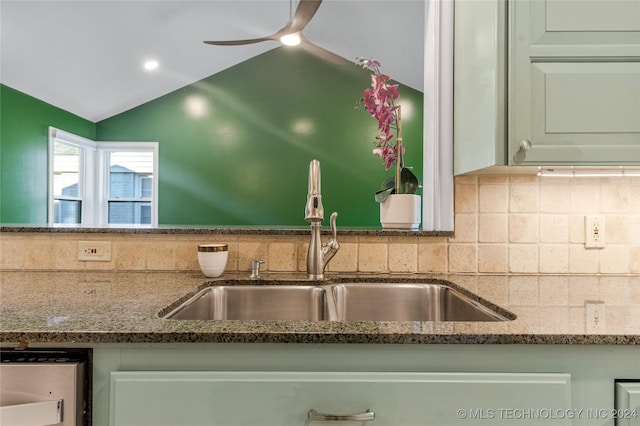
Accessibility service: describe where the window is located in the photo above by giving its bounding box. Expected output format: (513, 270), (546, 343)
(49, 127), (158, 227)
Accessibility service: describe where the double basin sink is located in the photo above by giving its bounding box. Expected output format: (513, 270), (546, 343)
(162, 282), (514, 322)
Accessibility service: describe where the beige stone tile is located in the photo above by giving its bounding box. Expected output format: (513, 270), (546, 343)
(600, 245), (630, 274)
(477, 244), (507, 273)
(146, 241), (176, 271)
(267, 242), (297, 272)
(477, 276), (508, 305)
(479, 176), (508, 184)
(509, 214), (538, 243)
(175, 240), (201, 271)
(629, 216), (640, 244)
(601, 185), (631, 213)
(600, 276), (631, 306)
(539, 244), (568, 274)
(358, 243), (388, 272)
(478, 214), (508, 243)
(326, 242), (358, 272)
(508, 245), (538, 273)
(450, 214), (476, 242)
(237, 242), (268, 271)
(507, 307), (538, 333)
(568, 276), (600, 306)
(0, 235), (25, 270)
(114, 241), (146, 270)
(509, 184), (538, 213)
(537, 307), (570, 333)
(454, 183), (477, 213)
(479, 183), (508, 213)
(569, 215), (586, 244)
(569, 244), (600, 274)
(449, 275), (478, 293)
(23, 237), (54, 270)
(508, 276), (539, 306)
(53, 239), (86, 270)
(539, 276), (569, 306)
(606, 307), (628, 334)
(388, 243), (418, 273)
(539, 215), (569, 243)
(606, 215), (629, 243)
(447, 244), (477, 273)
(630, 246), (640, 274)
(223, 242), (239, 272)
(570, 184), (600, 213)
(297, 242), (309, 272)
(569, 307), (585, 334)
(455, 175), (478, 185)
(539, 183), (571, 213)
(417, 243), (447, 273)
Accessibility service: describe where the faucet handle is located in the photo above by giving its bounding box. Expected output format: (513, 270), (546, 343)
(329, 212), (338, 241)
(250, 259), (265, 279)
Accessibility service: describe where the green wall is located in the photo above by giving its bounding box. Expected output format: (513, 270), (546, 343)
(0, 84), (95, 224)
(97, 48), (423, 227)
(1, 48), (423, 227)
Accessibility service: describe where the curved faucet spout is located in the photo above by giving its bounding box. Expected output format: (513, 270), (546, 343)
(305, 160), (339, 280)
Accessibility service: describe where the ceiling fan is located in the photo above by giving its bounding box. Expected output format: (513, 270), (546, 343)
(203, 0), (347, 65)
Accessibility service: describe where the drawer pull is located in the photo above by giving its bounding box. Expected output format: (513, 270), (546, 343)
(308, 409), (375, 421)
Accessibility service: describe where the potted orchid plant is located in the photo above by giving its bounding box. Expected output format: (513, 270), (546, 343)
(357, 57), (421, 229)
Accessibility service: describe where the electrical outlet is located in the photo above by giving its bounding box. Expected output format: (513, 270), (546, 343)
(585, 301), (605, 334)
(585, 215), (605, 248)
(78, 241), (112, 261)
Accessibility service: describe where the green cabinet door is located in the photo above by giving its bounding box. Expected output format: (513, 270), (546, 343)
(510, 0), (640, 165)
(110, 371), (571, 426)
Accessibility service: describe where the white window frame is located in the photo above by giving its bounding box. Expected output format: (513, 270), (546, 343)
(48, 127), (158, 227)
(97, 142), (159, 227)
(423, 0), (454, 231)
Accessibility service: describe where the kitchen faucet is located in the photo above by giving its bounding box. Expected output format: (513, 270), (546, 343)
(305, 159), (339, 280)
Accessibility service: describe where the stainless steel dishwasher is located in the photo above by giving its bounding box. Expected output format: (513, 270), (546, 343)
(0, 348), (91, 426)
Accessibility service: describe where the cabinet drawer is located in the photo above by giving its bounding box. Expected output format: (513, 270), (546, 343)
(110, 371), (570, 426)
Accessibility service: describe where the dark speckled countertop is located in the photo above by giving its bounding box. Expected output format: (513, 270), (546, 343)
(1, 271), (639, 344)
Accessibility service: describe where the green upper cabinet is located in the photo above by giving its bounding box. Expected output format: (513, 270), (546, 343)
(454, 0), (640, 174)
(510, 0), (640, 165)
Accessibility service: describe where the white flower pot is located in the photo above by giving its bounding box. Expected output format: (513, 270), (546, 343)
(380, 194), (421, 230)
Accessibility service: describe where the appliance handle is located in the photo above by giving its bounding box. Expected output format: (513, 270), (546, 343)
(0, 399), (63, 426)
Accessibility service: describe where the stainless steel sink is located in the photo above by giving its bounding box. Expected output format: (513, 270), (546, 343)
(329, 283), (509, 322)
(163, 286), (329, 321)
(162, 282), (512, 322)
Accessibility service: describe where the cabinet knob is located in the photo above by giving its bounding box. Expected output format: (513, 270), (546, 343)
(308, 409), (375, 422)
(513, 139), (532, 164)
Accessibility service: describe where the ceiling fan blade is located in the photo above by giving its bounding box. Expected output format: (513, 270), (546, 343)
(299, 34), (348, 65)
(290, 0), (322, 33)
(204, 23), (291, 46)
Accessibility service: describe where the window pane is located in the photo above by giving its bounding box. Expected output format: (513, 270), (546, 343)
(109, 151), (153, 199)
(53, 141), (79, 197)
(108, 201), (152, 225)
(53, 199), (82, 224)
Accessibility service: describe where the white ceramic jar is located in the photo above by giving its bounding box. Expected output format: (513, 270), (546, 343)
(197, 244), (229, 277)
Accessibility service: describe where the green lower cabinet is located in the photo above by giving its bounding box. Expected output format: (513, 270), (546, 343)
(109, 371), (571, 426)
(616, 382), (640, 426)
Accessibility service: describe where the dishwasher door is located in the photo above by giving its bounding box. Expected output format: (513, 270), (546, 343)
(0, 348), (91, 426)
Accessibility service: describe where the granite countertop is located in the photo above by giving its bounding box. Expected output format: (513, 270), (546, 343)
(1, 271), (639, 344)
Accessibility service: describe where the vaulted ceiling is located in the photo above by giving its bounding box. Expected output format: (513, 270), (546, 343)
(1, 0), (425, 122)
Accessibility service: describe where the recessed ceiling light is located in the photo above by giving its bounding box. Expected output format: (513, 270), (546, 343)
(144, 60), (159, 71)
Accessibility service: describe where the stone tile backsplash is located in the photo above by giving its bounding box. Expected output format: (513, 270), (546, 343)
(1, 175), (639, 275)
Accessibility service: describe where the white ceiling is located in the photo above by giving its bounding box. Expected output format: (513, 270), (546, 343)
(1, 0), (425, 122)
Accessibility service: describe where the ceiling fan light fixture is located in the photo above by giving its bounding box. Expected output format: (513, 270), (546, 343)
(280, 32), (301, 46)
